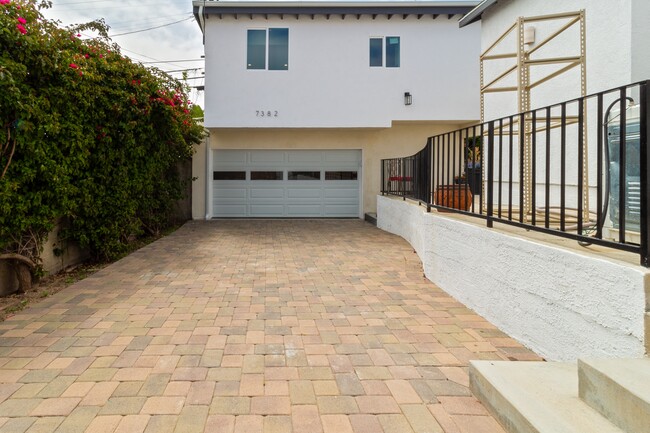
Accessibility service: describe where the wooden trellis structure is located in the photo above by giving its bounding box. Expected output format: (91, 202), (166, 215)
(480, 10), (587, 221)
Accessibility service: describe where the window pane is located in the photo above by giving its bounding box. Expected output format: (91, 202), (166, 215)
(325, 171), (358, 180)
(251, 171), (283, 180)
(269, 28), (289, 70)
(288, 171), (320, 180)
(247, 29), (266, 70)
(369, 38), (383, 67)
(386, 36), (400, 67)
(213, 171), (246, 180)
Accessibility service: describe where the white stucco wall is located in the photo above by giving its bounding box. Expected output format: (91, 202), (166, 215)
(631, 0), (650, 83)
(476, 0), (649, 224)
(377, 195), (648, 361)
(480, 0), (636, 121)
(203, 15), (481, 128)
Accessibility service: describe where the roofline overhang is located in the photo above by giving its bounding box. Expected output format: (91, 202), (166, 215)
(192, 1), (480, 31)
(458, 0), (498, 28)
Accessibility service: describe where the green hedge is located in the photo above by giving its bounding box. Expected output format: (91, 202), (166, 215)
(0, 0), (205, 268)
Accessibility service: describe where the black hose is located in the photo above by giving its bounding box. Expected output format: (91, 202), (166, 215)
(597, 97), (635, 233)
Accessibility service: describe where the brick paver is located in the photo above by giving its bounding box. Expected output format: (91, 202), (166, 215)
(0, 220), (541, 432)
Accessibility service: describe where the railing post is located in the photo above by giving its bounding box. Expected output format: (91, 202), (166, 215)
(427, 138), (432, 212)
(381, 160), (385, 196)
(640, 81), (650, 266)
(487, 121), (495, 228)
(400, 158), (406, 200)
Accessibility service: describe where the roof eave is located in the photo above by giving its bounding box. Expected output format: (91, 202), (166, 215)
(458, 0), (498, 28)
(193, 1), (480, 22)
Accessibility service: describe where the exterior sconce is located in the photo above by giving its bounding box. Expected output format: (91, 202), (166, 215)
(404, 92), (412, 106)
(524, 26), (535, 45)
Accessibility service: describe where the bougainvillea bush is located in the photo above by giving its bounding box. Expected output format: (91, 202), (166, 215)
(0, 0), (205, 287)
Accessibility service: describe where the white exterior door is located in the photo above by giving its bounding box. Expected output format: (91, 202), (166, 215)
(212, 150), (361, 218)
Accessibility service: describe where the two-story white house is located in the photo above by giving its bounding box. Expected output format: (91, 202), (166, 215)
(191, 1), (481, 219)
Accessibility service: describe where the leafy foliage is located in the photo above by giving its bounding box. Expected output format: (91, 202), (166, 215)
(0, 0), (205, 263)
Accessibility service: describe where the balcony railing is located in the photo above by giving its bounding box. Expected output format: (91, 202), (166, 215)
(381, 80), (650, 267)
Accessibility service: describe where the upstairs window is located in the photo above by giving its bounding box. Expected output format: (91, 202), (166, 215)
(385, 36), (400, 67)
(369, 38), (383, 67)
(247, 28), (289, 70)
(369, 36), (400, 68)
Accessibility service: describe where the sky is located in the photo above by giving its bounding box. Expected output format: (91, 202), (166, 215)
(41, 0), (207, 107)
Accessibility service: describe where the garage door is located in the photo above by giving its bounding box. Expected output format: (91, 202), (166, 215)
(212, 150), (361, 218)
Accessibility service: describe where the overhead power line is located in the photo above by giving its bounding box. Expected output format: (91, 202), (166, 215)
(164, 68), (204, 73)
(109, 16), (193, 37)
(141, 59), (204, 64)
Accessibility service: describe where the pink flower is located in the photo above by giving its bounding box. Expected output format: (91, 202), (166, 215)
(69, 63), (78, 69)
(76, 33), (81, 37)
(17, 17), (26, 24)
(84, 54), (89, 59)
(16, 24), (26, 34)
(0, 0), (11, 5)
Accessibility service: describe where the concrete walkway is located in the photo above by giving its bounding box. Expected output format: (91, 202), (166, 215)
(0, 220), (540, 433)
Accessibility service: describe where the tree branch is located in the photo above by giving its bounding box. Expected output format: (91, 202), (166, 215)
(0, 253), (36, 269)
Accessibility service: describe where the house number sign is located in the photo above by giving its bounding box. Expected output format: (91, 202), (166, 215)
(256, 110), (278, 117)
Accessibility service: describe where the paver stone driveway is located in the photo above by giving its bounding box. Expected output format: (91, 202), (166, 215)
(0, 220), (539, 433)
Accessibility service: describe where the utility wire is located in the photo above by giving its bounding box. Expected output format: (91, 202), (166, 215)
(110, 16), (193, 37)
(141, 59), (204, 64)
(164, 68), (204, 73)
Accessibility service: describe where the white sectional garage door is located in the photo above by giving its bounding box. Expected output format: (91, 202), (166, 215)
(212, 150), (361, 218)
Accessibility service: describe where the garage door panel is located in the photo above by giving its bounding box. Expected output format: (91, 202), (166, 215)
(324, 204), (359, 216)
(287, 188), (322, 199)
(323, 150), (361, 164)
(287, 151), (323, 163)
(250, 204), (285, 217)
(214, 204), (248, 217)
(324, 188), (359, 199)
(214, 151), (247, 165)
(250, 151), (286, 165)
(287, 204), (323, 216)
(213, 187), (247, 199)
(250, 188), (285, 199)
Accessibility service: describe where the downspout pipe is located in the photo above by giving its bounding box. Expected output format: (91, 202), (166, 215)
(205, 131), (210, 220)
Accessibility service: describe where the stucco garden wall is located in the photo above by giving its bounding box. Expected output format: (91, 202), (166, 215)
(0, 219), (88, 296)
(377, 195), (649, 361)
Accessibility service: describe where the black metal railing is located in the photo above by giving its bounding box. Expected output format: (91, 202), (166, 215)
(381, 80), (650, 267)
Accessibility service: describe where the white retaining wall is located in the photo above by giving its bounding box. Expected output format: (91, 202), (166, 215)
(377, 195), (648, 361)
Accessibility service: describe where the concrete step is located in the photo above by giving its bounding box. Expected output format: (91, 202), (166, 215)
(578, 358), (650, 433)
(470, 361), (625, 433)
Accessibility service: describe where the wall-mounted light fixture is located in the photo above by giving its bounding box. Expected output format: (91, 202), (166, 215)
(404, 92), (412, 106)
(524, 26), (535, 45)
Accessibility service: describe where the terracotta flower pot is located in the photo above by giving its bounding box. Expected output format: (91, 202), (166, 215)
(435, 185), (472, 212)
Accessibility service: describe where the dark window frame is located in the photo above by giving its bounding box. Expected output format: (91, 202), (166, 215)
(251, 171), (284, 181)
(213, 171), (247, 181)
(288, 171), (321, 181)
(369, 37), (383, 67)
(325, 171), (358, 181)
(247, 28), (289, 71)
(369, 36), (400, 68)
